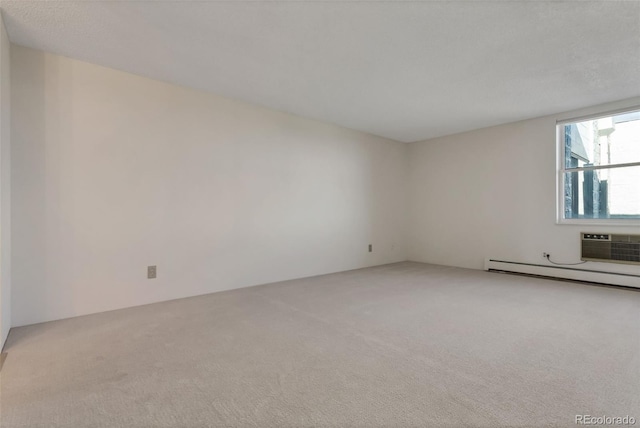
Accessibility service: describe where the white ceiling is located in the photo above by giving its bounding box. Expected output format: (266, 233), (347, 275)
(1, 1), (639, 142)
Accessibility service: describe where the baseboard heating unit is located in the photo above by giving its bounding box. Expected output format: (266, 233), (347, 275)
(484, 259), (640, 289)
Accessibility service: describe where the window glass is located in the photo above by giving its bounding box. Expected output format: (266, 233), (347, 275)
(560, 109), (640, 221)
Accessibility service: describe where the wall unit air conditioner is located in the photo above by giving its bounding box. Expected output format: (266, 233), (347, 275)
(581, 233), (640, 265)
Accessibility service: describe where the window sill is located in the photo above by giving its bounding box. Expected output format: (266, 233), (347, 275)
(557, 218), (640, 227)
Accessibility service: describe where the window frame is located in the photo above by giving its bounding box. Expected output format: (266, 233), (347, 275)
(556, 105), (640, 226)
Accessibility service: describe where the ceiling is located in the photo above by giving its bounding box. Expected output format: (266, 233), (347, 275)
(1, 1), (639, 143)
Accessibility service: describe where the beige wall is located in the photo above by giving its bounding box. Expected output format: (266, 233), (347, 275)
(408, 97), (640, 275)
(0, 15), (10, 349)
(11, 46), (408, 327)
(8, 44), (639, 331)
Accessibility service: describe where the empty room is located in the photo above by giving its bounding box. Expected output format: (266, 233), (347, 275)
(0, 1), (639, 427)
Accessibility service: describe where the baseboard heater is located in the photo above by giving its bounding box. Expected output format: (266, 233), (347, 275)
(484, 259), (640, 289)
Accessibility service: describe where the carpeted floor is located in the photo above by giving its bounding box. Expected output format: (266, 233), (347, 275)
(1, 262), (639, 427)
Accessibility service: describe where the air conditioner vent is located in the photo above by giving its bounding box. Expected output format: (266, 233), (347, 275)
(581, 233), (640, 264)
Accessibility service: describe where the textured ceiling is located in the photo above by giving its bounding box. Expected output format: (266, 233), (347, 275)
(1, 1), (639, 142)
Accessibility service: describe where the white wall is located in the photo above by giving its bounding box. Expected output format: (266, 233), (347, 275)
(10, 44), (638, 330)
(11, 46), (407, 327)
(408, 98), (640, 275)
(0, 14), (11, 349)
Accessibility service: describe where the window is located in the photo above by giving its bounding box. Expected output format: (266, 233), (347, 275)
(558, 108), (640, 223)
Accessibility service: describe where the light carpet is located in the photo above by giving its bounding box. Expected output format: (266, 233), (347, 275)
(1, 262), (638, 427)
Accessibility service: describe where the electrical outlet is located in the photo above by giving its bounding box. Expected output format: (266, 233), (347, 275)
(368, 244), (373, 252)
(147, 265), (157, 279)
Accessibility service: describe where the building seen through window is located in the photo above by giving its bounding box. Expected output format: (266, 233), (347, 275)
(562, 110), (640, 220)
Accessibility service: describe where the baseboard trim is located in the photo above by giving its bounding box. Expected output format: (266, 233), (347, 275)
(484, 259), (640, 289)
